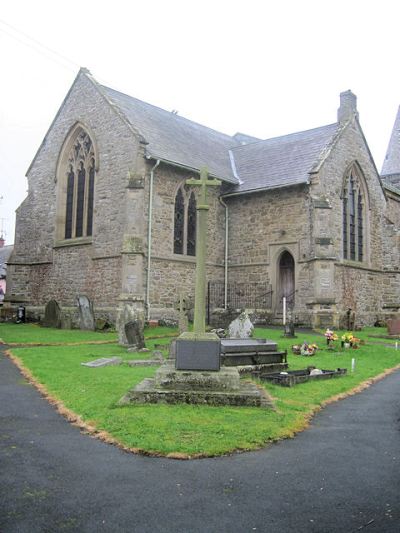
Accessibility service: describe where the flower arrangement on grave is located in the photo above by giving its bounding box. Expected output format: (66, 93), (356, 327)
(300, 341), (318, 356)
(341, 332), (362, 348)
(341, 332), (353, 343)
(324, 328), (338, 346)
(291, 344), (301, 355)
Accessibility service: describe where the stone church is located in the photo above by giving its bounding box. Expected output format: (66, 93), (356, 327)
(5, 68), (400, 328)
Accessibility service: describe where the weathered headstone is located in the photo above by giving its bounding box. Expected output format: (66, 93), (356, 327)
(124, 320), (145, 350)
(283, 308), (296, 338)
(387, 317), (400, 335)
(228, 311), (254, 339)
(77, 295), (95, 331)
(177, 293), (189, 334)
(43, 300), (61, 328)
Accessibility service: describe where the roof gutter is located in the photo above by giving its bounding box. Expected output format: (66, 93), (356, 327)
(220, 181), (308, 200)
(145, 155), (238, 185)
(145, 159), (160, 320)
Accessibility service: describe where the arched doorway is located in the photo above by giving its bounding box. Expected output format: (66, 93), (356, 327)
(278, 251), (295, 310)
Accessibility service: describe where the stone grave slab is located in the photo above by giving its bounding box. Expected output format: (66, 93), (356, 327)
(81, 357), (122, 368)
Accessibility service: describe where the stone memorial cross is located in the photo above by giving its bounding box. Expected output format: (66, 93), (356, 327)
(186, 167), (221, 334)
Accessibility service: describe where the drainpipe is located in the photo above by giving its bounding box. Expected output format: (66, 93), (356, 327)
(146, 159), (160, 320)
(219, 195), (229, 309)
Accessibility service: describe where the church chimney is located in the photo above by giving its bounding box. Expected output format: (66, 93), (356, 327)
(337, 90), (358, 123)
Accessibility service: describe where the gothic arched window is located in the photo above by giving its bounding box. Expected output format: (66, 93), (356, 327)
(342, 165), (366, 262)
(60, 128), (96, 240)
(173, 185), (196, 256)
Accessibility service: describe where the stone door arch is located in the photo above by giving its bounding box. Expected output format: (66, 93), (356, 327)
(278, 250), (295, 310)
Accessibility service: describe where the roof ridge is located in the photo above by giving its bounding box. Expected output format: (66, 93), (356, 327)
(231, 122), (338, 153)
(101, 84), (240, 145)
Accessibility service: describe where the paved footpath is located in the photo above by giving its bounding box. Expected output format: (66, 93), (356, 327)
(1, 346), (399, 533)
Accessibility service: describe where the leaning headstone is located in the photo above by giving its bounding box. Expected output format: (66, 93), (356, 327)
(124, 320), (145, 350)
(43, 300), (61, 328)
(77, 295), (95, 331)
(228, 311), (254, 339)
(81, 357), (122, 368)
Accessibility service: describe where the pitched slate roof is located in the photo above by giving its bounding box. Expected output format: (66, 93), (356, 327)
(382, 106), (400, 177)
(101, 85), (240, 183)
(228, 123), (340, 194)
(98, 75), (340, 194)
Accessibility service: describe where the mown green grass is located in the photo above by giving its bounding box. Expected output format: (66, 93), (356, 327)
(0, 322), (118, 344)
(0, 322), (179, 345)
(3, 324), (400, 457)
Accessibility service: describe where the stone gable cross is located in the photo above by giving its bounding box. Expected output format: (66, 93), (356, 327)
(186, 167), (221, 334)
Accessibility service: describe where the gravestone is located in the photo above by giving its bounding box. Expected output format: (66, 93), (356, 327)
(177, 293), (190, 334)
(77, 295), (95, 331)
(387, 318), (400, 335)
(43, 300), (61, 328)
(228, 311), (254, 339)
(283, 308), (296, 338)
(125, 320), (145, 350)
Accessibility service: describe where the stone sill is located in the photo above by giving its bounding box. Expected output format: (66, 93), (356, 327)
(306, 299), (336, 306)
(54, 237), (93, 248)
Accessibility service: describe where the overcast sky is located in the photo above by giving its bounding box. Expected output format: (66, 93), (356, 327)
(1, 0), (400, 244)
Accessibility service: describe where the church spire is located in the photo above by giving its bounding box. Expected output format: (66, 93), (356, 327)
(382, 105), (400, 177)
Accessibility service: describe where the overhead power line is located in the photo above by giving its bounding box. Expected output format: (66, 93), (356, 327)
(0, 18), (79, 72)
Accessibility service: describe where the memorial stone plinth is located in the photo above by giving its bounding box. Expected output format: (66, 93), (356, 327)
(118, 360), (272, 407)
(175, 332), (220, 371)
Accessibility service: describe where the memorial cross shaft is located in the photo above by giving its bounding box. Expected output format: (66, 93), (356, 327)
(186, 167), (221, 334)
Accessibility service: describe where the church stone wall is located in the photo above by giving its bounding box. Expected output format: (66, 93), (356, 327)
(144, 163), (225, 317)
(7, 72), (140, 319)
(225, 186), (314, 322)
(310, 118), (399, 324)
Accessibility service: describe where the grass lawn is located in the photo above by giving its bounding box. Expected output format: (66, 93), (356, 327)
(2, 323), (400, 458)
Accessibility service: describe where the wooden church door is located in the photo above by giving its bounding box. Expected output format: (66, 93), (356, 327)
(278, 251), (295, 309)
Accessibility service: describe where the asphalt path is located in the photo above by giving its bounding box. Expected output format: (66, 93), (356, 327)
(1, 345), (399, 533)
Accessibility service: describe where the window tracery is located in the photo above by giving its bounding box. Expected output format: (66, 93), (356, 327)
(62, 129), (96, 240)
(173, 185), (196, 256)
(342, 166), (366, 262)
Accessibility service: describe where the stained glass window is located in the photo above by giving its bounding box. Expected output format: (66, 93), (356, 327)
(174, 188), (184, 254)
(63, 129), (95, 239)
(342, 167), (365, 262)
(174, 185), (196, 255)
(187, 192), (196, 256)
(65, 165), (75, 239)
